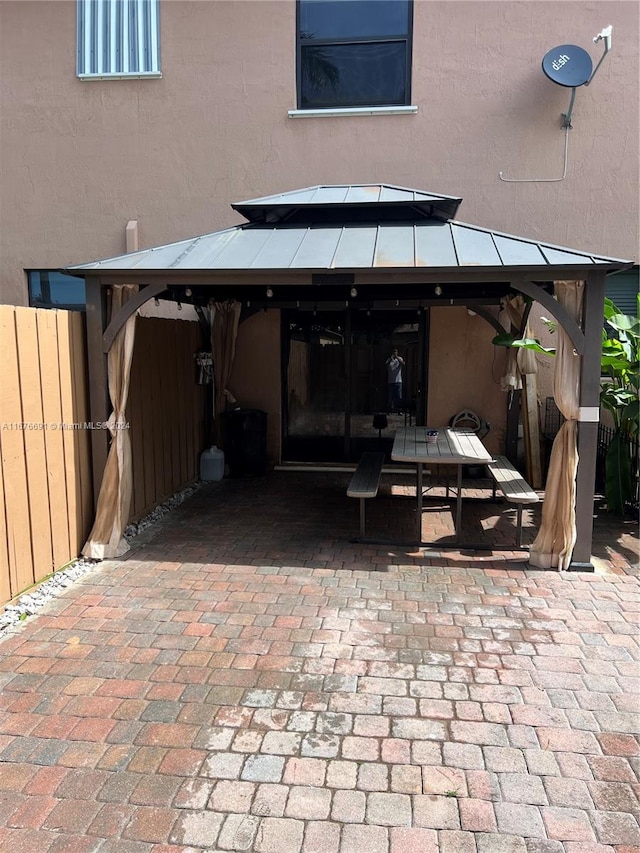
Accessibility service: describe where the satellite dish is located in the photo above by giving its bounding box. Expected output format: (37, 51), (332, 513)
(500, 27), (612, 182)
(542, 44), (593, 87)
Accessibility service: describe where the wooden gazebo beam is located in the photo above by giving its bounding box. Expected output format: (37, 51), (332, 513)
(102, 282), (167, 353)
(511, 280), (585, 354)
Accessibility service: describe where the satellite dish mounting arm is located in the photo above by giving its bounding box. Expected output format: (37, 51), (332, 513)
(586, 25), (612, 86)
(561, 87), (577, 128)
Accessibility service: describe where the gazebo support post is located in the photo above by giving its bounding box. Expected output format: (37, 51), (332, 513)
(85, 276), (109, 506)
(570, 270), (606, 571)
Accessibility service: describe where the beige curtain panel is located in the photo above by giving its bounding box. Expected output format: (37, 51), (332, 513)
(82, 284), (138, 560)
(498, 294), (538, 392)
(211, 300), (241, 440)
(529, 280), (584, 570)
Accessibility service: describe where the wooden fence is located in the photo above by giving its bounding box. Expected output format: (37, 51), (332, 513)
(0, 308), (207, 607)
(128, 317), (207, 521)
(0, 305), (93, 605)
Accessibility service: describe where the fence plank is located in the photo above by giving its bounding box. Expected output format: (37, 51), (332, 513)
(14, 308), (54, 580)
(0, 436), (10, 604)
(56, 311), (83, 565)
(142, 322), (160, 515)
(179, 324), (191, 484)
(150, 323), (166, 504)
(168, 324), (181, 494)
(191, 323), (204, 479)
(37, 310), (71, 569)
(0, 307), (34, 595)
(69, 312), (93, 548)
(160, 323), (173, 500)
(129, 319), (145, 519)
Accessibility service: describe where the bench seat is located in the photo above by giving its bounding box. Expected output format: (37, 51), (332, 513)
(347, 452), (385, 539)
(487, 455), (539, 547)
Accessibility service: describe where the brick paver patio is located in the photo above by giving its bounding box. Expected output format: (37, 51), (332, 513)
(0, 472), (638, 852)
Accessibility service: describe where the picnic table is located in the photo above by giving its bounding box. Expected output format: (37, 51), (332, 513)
(391, 427), (494, 543)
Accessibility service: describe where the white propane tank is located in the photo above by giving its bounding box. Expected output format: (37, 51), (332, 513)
(200, 446), (225, 481)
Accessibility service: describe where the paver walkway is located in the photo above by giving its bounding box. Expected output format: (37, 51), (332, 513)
(0, 473), (638, 852)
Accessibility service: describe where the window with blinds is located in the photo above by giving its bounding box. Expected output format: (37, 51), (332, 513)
(77, 0), (161, 79)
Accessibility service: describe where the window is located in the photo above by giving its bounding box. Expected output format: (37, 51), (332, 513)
(297, 0), (412, 109)
(28, 271), (86, 311)
(77, 0), (161, 80)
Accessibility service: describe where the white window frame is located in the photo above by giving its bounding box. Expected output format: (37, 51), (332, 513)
(77, 0), (161, 80)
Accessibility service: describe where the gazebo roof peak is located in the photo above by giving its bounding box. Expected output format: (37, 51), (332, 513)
(232, 184), (463, 224)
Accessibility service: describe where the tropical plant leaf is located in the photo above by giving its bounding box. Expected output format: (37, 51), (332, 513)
(601, 353), (633, 370)
(608, 313), (640, 337)
(491, 333), (555, 355)
(492, 333), (515, 347)
(621, 399), (640, 427)
(510, 338), (556, 355)
(605, 431), (633, 516)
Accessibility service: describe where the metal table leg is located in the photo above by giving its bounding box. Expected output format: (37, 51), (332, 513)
(417, 462), (423, 543)
(455, 464), (463, 542)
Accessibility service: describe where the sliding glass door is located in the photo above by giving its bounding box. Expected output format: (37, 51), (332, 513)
(282, 307), (426, 462)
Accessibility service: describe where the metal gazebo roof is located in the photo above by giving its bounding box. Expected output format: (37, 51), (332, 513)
(68, 185), (630, 278)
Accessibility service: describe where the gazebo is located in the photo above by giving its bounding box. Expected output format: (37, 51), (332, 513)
(68, 184), (632, 570)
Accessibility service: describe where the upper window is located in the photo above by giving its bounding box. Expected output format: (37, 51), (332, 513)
(28, 271), (86, 311)
(297, 0), (413, 109)
(77, 0), (161, 80)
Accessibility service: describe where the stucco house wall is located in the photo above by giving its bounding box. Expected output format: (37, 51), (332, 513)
(428, 308), (508, 457)
(229, 311), (282, 464)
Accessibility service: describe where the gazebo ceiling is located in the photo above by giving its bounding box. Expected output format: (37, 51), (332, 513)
(67, 185), (631, 284)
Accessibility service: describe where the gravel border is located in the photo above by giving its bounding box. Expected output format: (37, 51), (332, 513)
(0, 480), (206, 640)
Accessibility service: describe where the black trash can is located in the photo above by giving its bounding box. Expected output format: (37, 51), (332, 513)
(220, 409), (267, 477)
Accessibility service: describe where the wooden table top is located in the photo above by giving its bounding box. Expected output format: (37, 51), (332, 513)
(391, 427), (494, 465)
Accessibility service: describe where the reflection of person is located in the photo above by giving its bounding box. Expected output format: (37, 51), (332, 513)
(386, 349), (404, 411)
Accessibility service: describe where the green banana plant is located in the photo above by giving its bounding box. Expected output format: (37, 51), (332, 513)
(599, 296), (639, 515)
(492, 295), (639, 516)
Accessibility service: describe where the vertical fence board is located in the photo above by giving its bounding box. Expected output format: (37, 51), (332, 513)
(0, 307), (34, 595)
(14, 308), (54, 580)
(168, 324), (181, 494)
(37, 310), (71, 568)
(184, 325), (196, 480)
(160, 324), (173, 500)
(129, 321), (146, 518)
(141, 323), (160, 514)
(0, 436), (10, 604)
(197, 321), (206, 475)
(56, 311), (81, 570)
(69, 312), (93, 547)
(162, 321), (173, 500)
(179, 325), (191, 484)
(151, 323), (166, 503)
(192, 323), (203, 479)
